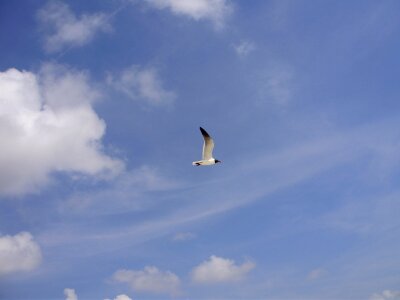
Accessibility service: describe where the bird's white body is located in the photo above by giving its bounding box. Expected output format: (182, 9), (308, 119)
(192, 127), (221, 166)
(192, 158), (218, 166)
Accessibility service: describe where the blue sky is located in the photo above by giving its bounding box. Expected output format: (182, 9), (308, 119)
(1, 0), (400, 299)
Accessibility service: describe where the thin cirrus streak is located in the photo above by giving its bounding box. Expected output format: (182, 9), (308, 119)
(38, 117), (400, 254)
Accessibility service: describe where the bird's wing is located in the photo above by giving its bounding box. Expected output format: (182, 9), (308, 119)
(200, 127), (214, 160)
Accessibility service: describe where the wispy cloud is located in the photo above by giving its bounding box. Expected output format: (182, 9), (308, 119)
(143, 0), (233, 29)
(113, 266), (181, 296)
(172, 232), (196, 241)
(319, 191), (400, 235)
(37, 1), (111, 53)
(38, 118), (400, 267)
(265, 0), (294, 31)
(0, 232), (42, 275)
(328, 2), (400, 62)
(263, 67), (293, 105)
(107, 66), (176, 107)
(233, 40), (255, 57)
(251, 61), (295, 106)
(191, 255), (255, 284)
(60, 166), (179, 216)
(0, 64), (123, 196)
(104, 295), (132, 300)
(370, 290), (400, 300)
(307, 268), (326, 280)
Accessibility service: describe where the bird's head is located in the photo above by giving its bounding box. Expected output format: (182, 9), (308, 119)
(215, 159), (221, 164)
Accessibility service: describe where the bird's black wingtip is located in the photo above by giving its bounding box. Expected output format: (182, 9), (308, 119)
(199, 127), (210, 137)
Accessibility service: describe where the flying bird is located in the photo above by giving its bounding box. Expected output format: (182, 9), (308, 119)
(192, 127), (221, 166)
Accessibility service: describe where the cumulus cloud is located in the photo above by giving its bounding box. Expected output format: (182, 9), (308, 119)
(114, 295), (133, 300)
(172, 232), (196, 241)
(64, 288), (78, 300)
(144, 0), (233, 29)
(234, 40), (255, 57)
(191, 255), (255, 284)
(113, 266), (180, 296)
(370, 290), (400, 300)
(37, 0), (111, 53)
(0, 64), (123, 196)
(0, 232), (42, 275)
(107, 66), (176, 107)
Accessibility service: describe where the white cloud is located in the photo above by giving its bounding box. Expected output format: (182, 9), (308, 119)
(144, 0), (233, 29)
(114, 295), (133, 300)
(0, 232), (42, 275)
(37, 1), (111, 53)
(370, 290), (400, 300)
(0, 64), (123, 196)
(104, 295), (132, 300)
(113, 266), (180, 296)
(64, 288), (78, 300)
(172, 232), (196, 241)
(191, 255), (255, 284)
(234, 40), (255, 57)
(107, 66), (176, 107)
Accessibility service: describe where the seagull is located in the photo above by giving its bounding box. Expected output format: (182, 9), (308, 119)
(192, 127), (221, 166)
